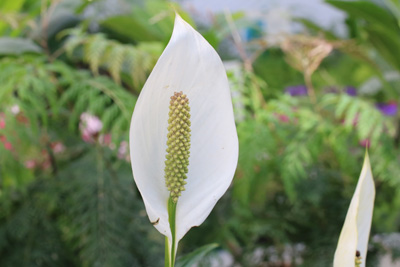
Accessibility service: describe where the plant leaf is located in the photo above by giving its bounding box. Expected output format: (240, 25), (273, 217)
(176, 243), (219, 267)
(0, 37), (41, 55)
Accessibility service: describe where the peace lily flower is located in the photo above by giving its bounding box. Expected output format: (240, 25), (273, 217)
(129, 14), (238, 266)
(334, 152), (375, 267)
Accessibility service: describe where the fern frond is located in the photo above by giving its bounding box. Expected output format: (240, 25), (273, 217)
(84, 34), (108, 75)
(104, 43), (126, 84)
(322, 93), (392, 145)
(63, 29), (162, 90)
(56, 150), (163, 266)
(0, 56), (58, 130)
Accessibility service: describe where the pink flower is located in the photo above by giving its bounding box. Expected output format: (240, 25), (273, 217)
(341, 113), (359, 127)
(117, 141), (131, 162)
(25, 160), (36, 169)
(0, 113), (5, 129)
(360, 139), (370, 148)
(80, 113), (103, 134)
(275, 113), (290, 123)
(51, 141), (65, 154)
(0, 134), (12, 150)
(79, 113), (103, 143)
(4, 142), (12, 150)
(81, 131), (93, 143)
(99, 133), (112, 146)
(117, 141), (128, 159)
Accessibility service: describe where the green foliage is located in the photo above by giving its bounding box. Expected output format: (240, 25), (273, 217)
(385, 0), (400, 23)
(176, 243), (219, 267)
(0, 0), (26, 34)
(100, 0), (194, 44)
(57, 149), (163, 267)
(0, 55), (135, 137)
(253, 48), (304, 91)
(64, 28), (162, 91)
(57, 64), (136, 136)
(206, 48), (400, 264)
(0, 37), (42, 54)
(0, 149), (164, 267)
(1, 0), (400, 266)
(0, 56), (59, 132)
(322, 93), (392, 143)
(0, 179), (77, 266)
(327, 0), (400, 73)
(327, 0), (399, 32)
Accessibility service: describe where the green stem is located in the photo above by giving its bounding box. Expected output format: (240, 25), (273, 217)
(167, 197), (177, 267)
(165, 237), (170, 267)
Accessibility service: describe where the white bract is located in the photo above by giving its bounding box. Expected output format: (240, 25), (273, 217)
(129, 13), (238, 246)
(334, 152), (375, 267)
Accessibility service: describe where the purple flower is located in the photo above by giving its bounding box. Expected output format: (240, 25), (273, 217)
(285, 85), (308, 96)
(345, 86), (357, 96)
(376, 101), (398, 116)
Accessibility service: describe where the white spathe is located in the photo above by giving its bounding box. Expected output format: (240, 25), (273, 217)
(129, 14), (238, 242)
(333, 152), (375, 267)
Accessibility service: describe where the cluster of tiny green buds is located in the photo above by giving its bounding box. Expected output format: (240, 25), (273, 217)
(355, 250), (362, 267)
(164, 91), (191, 203)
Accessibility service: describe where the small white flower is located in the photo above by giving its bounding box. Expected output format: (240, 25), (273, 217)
(10, 105), (20, 115)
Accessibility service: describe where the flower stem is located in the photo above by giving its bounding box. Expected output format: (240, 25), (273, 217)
(167, 196), (177, 267)
(165, 237), (170, 267)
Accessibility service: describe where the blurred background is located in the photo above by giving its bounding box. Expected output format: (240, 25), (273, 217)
(0, 0), (399, 266)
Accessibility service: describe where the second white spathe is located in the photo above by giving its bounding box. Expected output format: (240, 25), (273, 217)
(334, 152), (375, 267)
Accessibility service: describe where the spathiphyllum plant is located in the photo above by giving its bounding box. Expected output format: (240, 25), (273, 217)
(334, 152), (375, 267)
(129, 14), (238, 266)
